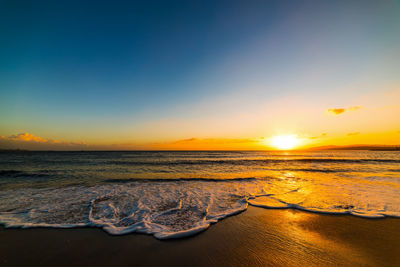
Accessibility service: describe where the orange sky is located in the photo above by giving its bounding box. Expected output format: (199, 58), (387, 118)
(1, 87), (399, 150)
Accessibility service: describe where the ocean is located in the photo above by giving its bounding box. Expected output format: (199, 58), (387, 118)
(0, 150), (399, 239)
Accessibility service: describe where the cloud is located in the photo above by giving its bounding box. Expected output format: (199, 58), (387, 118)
(347, 132), (360, 136)
(7, 132), (52, 143)
(173, 138), (258, 144)
(328, 108), (345, 115)
(0, 133), (264, 150)
(172, 138), (199, 144)
(327, 106), (361, 115)
(310, 133), (328, 139)
(0, 132), (86, 150)
(150, 137), (262, 150)
(171, 137), (258, 145)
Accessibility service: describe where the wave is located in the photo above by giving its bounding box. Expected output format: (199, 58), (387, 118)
(0, 170), (52, 178)
(268, 167), (400, 173)
(102, 158), (400, 166)
(3, 157), (398, 171)
(103, 177), (257, 183)
(273, 168), (346, 173)
(0, 177), (399, 239)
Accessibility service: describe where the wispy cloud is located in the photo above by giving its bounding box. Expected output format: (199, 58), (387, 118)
(327, 106), (361, 115)
(0, 133), (264, 150)
(309, 133), (328, 139)
(347, 132), (360, 136)
(150, 137), (263, 150)
(172, 138), (199, 144)
(171, 137), (259, 145)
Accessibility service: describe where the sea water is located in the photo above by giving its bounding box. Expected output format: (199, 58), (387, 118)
(0, 150), (399, 239)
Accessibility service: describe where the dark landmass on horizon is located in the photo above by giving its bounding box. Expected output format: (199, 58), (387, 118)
(307, 145), (400, 151)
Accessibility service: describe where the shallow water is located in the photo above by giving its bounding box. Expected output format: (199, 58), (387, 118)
(0, 151), (399, 239)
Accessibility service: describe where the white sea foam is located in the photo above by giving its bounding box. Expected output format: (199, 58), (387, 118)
(1, 174), (400, 239)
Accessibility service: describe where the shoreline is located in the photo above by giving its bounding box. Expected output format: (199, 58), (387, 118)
(1, 206), (400, 266)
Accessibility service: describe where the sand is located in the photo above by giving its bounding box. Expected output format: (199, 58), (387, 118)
(1, 207), (399, 266)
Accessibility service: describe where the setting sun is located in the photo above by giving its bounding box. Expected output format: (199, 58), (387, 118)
(1, 2), (400, 266)
(270, 135), (300, 150)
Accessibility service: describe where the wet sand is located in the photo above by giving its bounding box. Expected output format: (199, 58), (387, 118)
(1, 207), (399, 266)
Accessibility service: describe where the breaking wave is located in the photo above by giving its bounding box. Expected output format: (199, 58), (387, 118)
(1, 177), (399, 239)
(1, 150), (399, 239)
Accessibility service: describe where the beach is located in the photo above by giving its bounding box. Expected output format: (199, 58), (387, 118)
(1, 151), (399, 266)
(1, 206), (399, 266)
(2, 0), (400, 266)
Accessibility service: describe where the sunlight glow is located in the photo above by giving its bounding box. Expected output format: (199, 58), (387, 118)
(270, 135), (300, 150)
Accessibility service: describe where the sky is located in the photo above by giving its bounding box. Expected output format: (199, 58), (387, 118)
(1, 0), (400, 150)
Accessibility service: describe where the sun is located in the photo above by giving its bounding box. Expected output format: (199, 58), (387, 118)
(270, 135), (300, 150)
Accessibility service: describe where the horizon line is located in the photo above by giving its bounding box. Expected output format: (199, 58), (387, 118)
(1, 144), (400, 152)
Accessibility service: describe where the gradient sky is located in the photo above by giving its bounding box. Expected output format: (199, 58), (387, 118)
(1, 0), (400, 150)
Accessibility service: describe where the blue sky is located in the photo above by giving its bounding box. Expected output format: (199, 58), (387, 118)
(1, 0), (400, 148)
